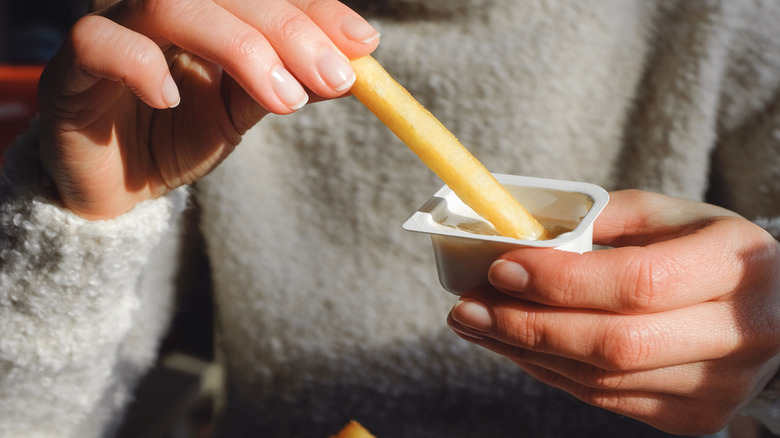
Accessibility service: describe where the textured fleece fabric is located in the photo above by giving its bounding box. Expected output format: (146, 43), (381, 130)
(2, 0), (780, 437)
(0, 124), (189, 437)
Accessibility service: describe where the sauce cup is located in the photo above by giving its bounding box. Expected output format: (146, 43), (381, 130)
(403, 174), (609, 294)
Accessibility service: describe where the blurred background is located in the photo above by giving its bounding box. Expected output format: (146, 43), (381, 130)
(0, 0), (87, 64)
(0, 0), (87, 148)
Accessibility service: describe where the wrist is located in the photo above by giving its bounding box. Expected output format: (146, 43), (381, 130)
(5, 119), (162, 221)
(57, 188), (163, 221)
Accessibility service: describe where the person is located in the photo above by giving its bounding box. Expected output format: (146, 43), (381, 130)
(2, 0), (780, 437)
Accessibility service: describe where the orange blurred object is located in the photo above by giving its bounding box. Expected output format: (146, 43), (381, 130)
(330, 421), (376, 438)
(0, 65), (44, 157)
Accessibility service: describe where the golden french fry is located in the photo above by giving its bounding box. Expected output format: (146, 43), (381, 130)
(350, 56), (549, 240)
(331, 420), (376, 438)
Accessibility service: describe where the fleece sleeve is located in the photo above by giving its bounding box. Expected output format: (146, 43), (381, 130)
(0, 124), (189, 437)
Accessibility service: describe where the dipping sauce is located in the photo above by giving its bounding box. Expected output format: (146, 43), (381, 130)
(439, 215), (579, 240)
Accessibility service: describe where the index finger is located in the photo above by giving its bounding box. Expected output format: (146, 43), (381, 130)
(104, 0), (379, 112)
(218, 0), (380, 97)
(489, 192), (776, 313)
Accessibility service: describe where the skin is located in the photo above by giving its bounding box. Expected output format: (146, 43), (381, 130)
(37, 0), (381, 219)
(33, 0), (780, 435)
(448, 190), (780, 435)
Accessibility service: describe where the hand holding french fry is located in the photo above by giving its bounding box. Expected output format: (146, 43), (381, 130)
(350, 56), (549, 240)
(37, 0), (380, 220)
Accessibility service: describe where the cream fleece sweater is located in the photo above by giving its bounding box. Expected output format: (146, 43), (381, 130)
(2, 1), (780, 437)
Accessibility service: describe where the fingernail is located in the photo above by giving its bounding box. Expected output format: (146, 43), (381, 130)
(489, 259), (529, 290)
(341, 15), (380, 44)
(317, 47), (356, 92)
(451, 299), (493, 333)
(162, 74), (180, 108)
(271, 65), (309, 110)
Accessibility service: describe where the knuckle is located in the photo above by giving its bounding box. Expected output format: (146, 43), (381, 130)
(268, 9), (311, 43)
(621, 253), (679, 313)
(123, 40), (158, 70)
(69, 15), (159, 73)
(508, 311), (546, 351)
(71, 14), (100, 36)
(69, 15), (108, 52)
(296, 0), (329, 14)
(549, 263), (581, 306)
(226, 30), (266, 64)
(597, 320), (655, 370)
(625, 257), (658, 312)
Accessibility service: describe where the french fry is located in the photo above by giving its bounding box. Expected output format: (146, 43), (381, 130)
(331, 420), (376, 438)
(350, 56), (549, 240)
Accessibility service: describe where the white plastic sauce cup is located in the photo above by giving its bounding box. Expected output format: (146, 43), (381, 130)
(403, 174), (609, 295)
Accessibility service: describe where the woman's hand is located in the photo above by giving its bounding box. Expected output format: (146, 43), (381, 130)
(448, 189), (780, 435)
(37, 0), (379, 219)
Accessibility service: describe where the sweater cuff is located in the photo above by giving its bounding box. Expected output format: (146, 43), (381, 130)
(0, 123), (190, 435)
(0, 121), (190, 327)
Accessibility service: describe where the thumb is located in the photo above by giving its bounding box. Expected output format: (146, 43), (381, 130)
(488, 191), (756, 314)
